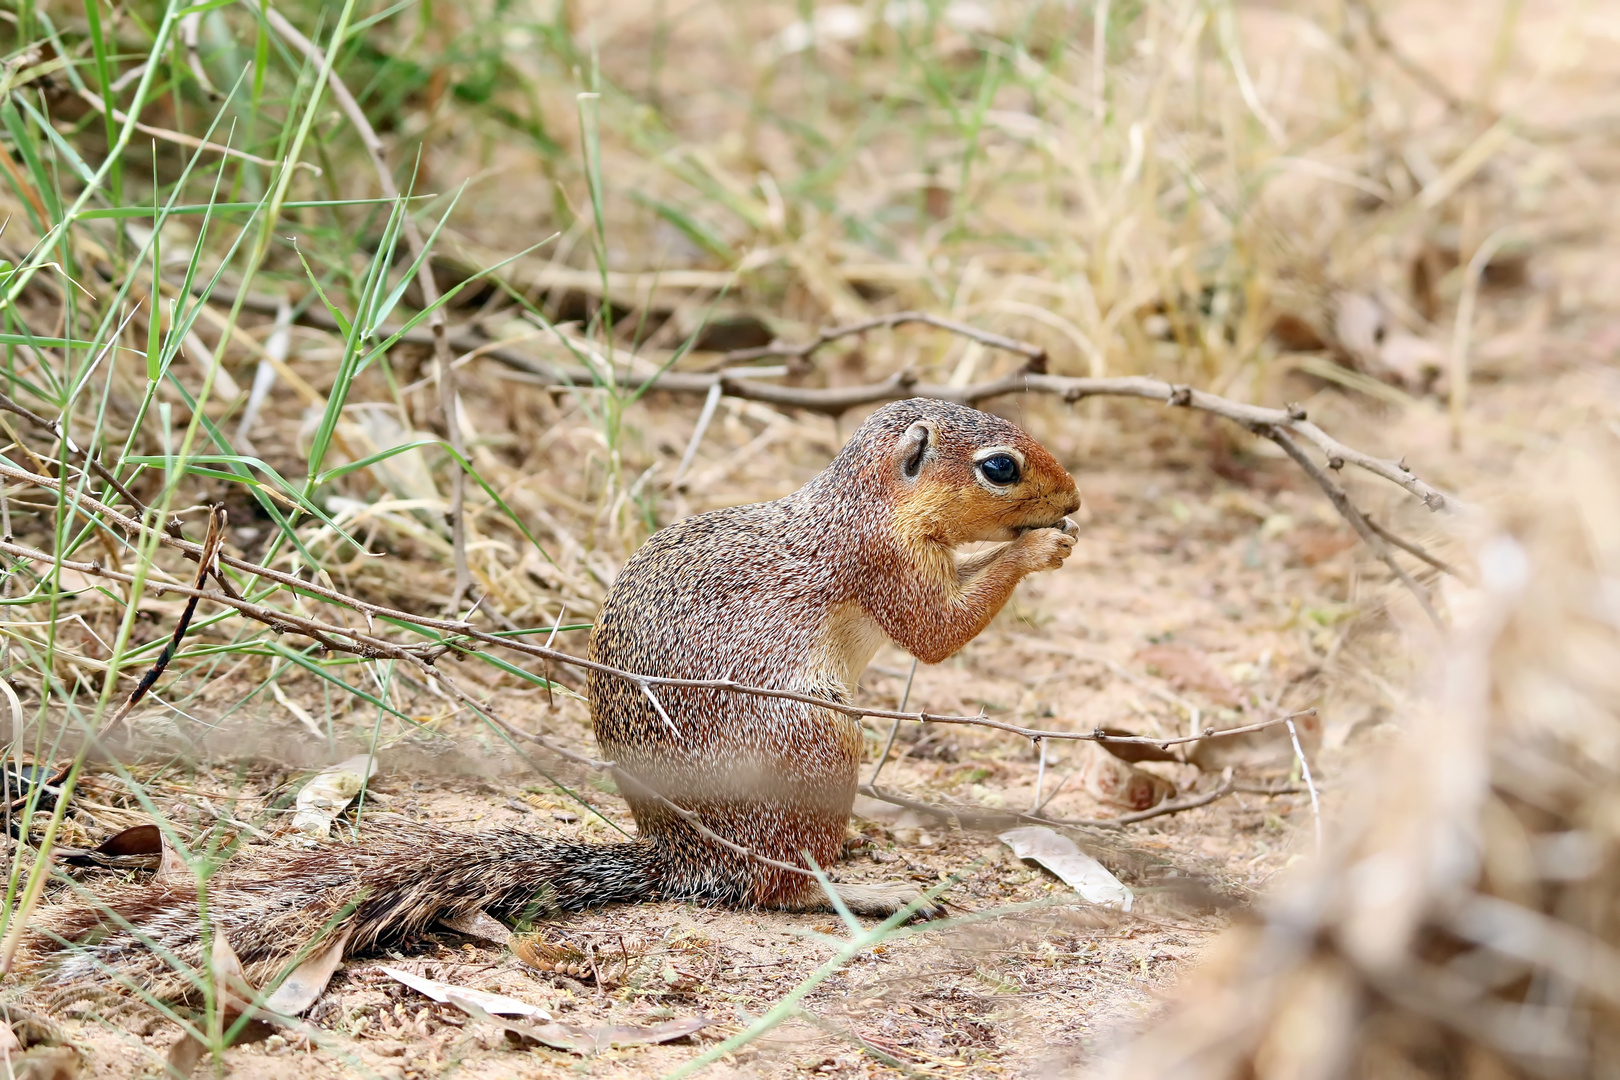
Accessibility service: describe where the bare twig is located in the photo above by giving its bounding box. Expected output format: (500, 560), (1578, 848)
(254, 0), (473, 611)
(1345, 0), (1469, 115)
(0, 391), (148, 516)
(638, 682), (682, 739)
(1266, 427), (1443, 627)
(194, 281), (1451, 514)
(1284, 717), (1323, 853)
(177, 12), (219, 99)
(188, 281), (1458, 620)
(97, 505), (226, 738)
(1366, 514), (1465, 579)
(868, 657), (918, 786)
(609, 769), (812, 878)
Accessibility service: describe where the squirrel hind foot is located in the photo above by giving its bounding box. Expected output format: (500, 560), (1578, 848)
(810, 881), (947, 921)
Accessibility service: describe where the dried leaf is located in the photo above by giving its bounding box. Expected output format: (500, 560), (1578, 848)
(154, 828), (191, 887)
(210, 931), (254, 1017)
(94, 822), (163, 857)
(1081, 743), (1176, 810)
(445, 991), (711, 1054)
(290, 755), (378, 838)
(377, 965), (552, 1019)
(1000, 825), (1133, 910)
(163, 1023), (275, 1080)
(164, 1034), (207, 1079)
(438, 909), (511, 947)
(263, 926), (353, 1016)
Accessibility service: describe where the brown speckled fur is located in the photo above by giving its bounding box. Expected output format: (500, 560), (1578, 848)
(26, 399), (1079, 995)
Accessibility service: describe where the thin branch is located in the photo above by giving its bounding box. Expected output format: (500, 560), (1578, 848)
(868, 657), (918, 786)
(0, 391), (147, 516)
(1284, 717), (1323, 853)
(638, 681), (682, 739)
(0, 529), (811, 879)
(1345, 0), (1469, 115)
(1365, 513), (1464, 579)
(609, 769), (813, 878)
(98, 505), (226, 738)
(1266, 427), (1443, 628)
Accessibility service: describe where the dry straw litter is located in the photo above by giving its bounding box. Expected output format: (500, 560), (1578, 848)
(1090, 421), (1620, 1080)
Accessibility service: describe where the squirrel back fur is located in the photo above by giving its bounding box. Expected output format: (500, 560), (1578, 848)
(26, 398), (1080, 996)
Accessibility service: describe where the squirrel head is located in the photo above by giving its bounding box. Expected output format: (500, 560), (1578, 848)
(836, 398), (1080, 546)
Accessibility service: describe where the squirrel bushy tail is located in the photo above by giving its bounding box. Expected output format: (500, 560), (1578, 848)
(29, 819), (656, 998)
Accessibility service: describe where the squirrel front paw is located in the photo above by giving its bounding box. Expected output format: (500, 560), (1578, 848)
(1018, 518), (1078, 571)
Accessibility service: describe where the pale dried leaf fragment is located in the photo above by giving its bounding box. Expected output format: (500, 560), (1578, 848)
(263, 925), (354, 1016)
(167, 934), (273, 1076)
(270, 682), (323, 741)
(1081, 742), (1175, 810)
(290, 755), (378, 838)
(437, 909), (512, 947)
(445, 992), (711, 1054)
(1000, 826), (1133, 910)
(377, 965), (552, 1019)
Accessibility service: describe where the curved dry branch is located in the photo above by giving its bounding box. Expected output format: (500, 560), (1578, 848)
(194, 284), (1455, 515)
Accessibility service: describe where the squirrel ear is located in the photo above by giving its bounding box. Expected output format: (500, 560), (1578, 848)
(899, 421), (933, 479)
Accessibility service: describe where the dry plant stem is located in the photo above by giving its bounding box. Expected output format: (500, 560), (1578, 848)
(1449, 230), (1514, 449)
(97, 505), (227, 738)
(73, 88), (296, 172)
(1285, 717), (1323, 853)
(1366, 514), (1465, 579)
(1, 529), (1317, 759)
(1266, 427), (1443, 628)
(254, 0), (472, 611)
(868, 657), (919, 786)
(0, 391), (149, 516)
(609, 770), (812, 878)
(1345, 0), (1468, 114)
(1031, 738), (1048, 813)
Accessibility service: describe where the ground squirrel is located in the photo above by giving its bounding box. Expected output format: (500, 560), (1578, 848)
(30, 399), (1080, 995)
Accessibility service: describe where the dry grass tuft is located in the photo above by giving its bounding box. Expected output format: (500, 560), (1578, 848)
(1088, 411), (1620, 1079)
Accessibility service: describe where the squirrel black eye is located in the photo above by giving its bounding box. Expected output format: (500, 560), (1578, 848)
(978, 454), (1020, 486)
